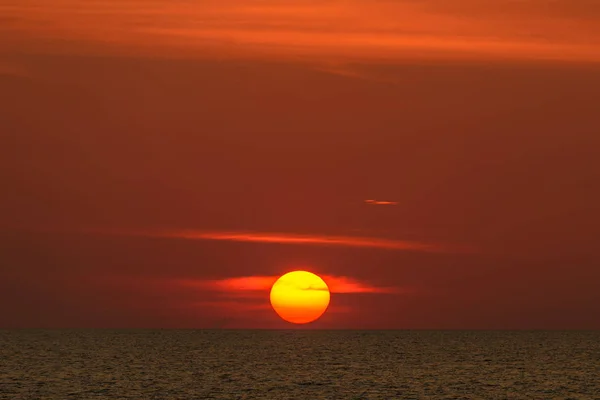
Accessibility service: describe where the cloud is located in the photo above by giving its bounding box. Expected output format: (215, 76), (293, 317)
(323, 275), (403, 294)
(189, 300), (271, 312)
(365, 199), (399, 206)
(178, 274), (401, 295)
(96, 229), (470, 253)
(174, 274), (402, 320)
(2, 0), (599, 64)
(199, 276), (278, 293)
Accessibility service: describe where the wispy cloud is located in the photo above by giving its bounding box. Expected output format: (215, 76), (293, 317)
(189, 300), (271, 312)
(365, 199), (399, 206)
(1, 0), (599, 63)
(92, 229), (471, 253)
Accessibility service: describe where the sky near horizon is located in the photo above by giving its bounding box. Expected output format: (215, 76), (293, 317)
(1, 0), (599, 329)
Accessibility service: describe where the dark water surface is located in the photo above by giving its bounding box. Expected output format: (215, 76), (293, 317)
(1, 330), (599, 399)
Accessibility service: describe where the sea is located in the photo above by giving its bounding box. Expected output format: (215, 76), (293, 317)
(1, 330), (599, 399)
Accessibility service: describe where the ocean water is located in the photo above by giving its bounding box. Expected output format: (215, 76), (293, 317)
(1, 330), (599, 399)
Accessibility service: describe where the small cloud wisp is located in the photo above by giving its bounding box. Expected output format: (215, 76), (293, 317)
(365, 199), (399, 206)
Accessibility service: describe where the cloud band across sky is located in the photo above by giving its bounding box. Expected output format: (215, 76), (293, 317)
(94, 229), (472, 253)
(1, 0), (599, 64)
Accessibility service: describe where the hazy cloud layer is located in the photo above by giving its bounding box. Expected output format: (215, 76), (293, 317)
(176, 274), (402, 317)
(1, 0), (599, 63)
(179, 275), (401, 294)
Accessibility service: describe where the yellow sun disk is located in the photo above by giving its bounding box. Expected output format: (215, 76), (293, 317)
(270, 271), (330, 324)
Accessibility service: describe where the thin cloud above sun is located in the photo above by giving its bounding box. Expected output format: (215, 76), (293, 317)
(86, 228), (473, 253)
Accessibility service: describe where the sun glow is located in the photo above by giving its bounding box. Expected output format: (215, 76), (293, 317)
(269, 271), (330, 324)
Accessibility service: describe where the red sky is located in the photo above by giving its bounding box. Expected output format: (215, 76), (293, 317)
(1, 0), (599, 329)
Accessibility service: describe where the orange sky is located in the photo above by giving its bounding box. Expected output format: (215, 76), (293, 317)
(2, 0), (600, 63)
(1, 0), (599, 329)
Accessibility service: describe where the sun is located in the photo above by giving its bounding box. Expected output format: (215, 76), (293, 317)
(269, 271), (330, 324)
